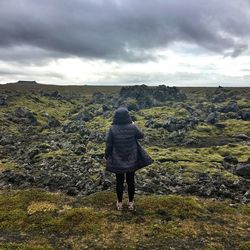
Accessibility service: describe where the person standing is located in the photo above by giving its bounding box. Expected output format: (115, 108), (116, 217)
(104, 107), (153, 210)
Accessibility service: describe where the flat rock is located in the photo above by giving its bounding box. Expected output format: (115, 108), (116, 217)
(236, 164), (250, 179)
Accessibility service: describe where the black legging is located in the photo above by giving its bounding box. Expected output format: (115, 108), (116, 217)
(116, 171), (135, 202)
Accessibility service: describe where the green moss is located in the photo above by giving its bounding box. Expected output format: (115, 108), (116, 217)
(52, 207), (103, 234)
(186, 123), (221, 138)
(222, 119), (250, 136)
(33, 149), (72, 161)
(142, 154), (240, 183)
(0, 189), (249, 249)
(0, 160), (17, 171)
(0, 189), (72, 212)
(140, 106), (189, 119)
(1, 95), (75, 127)
(147, 144), (250, 164)
(85, 115), (112, 133)
(0, 209), (27, 231)
(240, 205), (250, 215)
(0, 243), (53, 250)
(147, 146), (224, 162)
(138, 194), (204, 219)
(77, 191), (117, 208)
(0, 117), (21, 136)
(205, 200), (236, 214)
(215, 144), (250, 162)
(204, 243), (225, 249)
(237, 98), (250, 109)
(86, 141), (105, 156)
(239, 241), (250, 250)
(187, 119), (250, 138)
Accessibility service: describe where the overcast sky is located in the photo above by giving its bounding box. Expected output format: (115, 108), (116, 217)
(0, 0), (250, 86)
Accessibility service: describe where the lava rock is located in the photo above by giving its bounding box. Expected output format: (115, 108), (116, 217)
(238, 109), (250, 120)
(236, 164), (250, 179)
(66, 187), (79, 196)
(145, 118), (162, 129)
(102, 179), (112, 190)
(74, 146), (86, 155)
(184, 138), (199, 146)
(119, 85), (186, 109)
(223, 155), (238, 165)
(0, 95), (7, 105)
(0, 136), (14, 146)
(205, 112), (217, 124)
(233, 134), (249, 140)
(219, 102), (239, 113)
(212, 92), (227, 103)
(48, 116), (61, 127)
(102, 104), (111, 112)
(215, 123), (226, 129)
(28, 148), (40, 160)
(93, 91), (105, 101)
(41, 90), (66, 100)
(76, 111), (93, 122)
(8, 107), (38, 125)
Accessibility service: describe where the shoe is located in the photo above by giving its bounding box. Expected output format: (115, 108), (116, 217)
(116, 200), (123, 210)
(127, 201), (135, 211)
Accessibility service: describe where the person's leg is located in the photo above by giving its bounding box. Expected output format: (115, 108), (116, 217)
(126, 171), (135, 202)
(116, 173), (125, 202)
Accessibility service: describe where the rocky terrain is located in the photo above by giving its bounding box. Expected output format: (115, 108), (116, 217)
(0, 82), (250, 249)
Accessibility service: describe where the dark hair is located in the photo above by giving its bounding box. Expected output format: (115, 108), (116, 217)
(112, 107), (132, 125)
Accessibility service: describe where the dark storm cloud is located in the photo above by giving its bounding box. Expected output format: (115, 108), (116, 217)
(0, 0), (250, 62)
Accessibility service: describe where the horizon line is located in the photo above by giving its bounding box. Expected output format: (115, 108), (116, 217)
(0, 81), (250, 87)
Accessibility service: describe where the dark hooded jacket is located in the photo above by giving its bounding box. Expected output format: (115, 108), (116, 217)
(105, 107), (153, 174)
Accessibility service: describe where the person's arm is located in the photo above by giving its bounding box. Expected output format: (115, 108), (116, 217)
(134, 125), (144, 139)
(104, 127), (113, 159)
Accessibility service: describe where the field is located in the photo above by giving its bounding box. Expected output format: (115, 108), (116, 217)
(0, 82), (250, 249)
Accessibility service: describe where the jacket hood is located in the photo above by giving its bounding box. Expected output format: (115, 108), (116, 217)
(112, 107), (132, 125)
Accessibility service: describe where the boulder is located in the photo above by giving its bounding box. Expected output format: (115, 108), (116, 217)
(238, 109), (250, 120)
(236, 164), (250, 179)
(215, 123), (226, 129)
(63, 121), (90, 137)
(223, 155), (238, 164)
(224, 112), (240, 119)
(219, 102), (239, 113)
(76, 111), (93, 122)
(8, 107), (38, 125)
(145, 118), (162, 129)
(233, 134), (249, 140)
(102, 104), (110, 112)
(28, 148), (40, 160)
(205, 112), (217, 124)
(91, 92), (105, 104)
(66, 187), (79, 196)
(74, 146), (86, 155)
(0, 136), (14, 146)
(212, 92), (227, 103)
(184, 138), (199, 146)
(40, 90), (66, 100)
(102, 179), (112, 190)
(48, 116), (61, 127)
(0, 95), (7, 105)
(119, 85), (187, 109)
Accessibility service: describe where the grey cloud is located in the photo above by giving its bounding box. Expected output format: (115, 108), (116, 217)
(0, 0), (250, 62)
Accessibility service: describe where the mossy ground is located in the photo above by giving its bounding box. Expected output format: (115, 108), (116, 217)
(1, 86), (250, 249)
(0, 159), (17, 171)
(0, 189), (249, 250)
